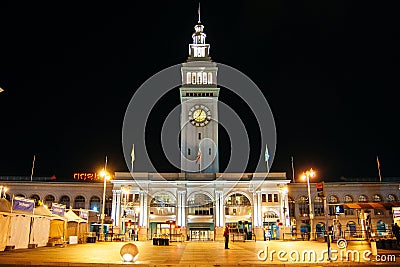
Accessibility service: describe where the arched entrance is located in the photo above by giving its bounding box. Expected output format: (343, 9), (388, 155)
(187, 192), (214, 241)
(225, 192), (253, 240)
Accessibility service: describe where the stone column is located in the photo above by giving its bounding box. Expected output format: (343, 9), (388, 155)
(115, 190), (121, 228)
(138, 190), (148, 240)
(111, 190), (117, 226)
(215, 190), (224, 241)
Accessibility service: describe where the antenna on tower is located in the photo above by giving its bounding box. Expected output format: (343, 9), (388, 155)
(198, 2), (201, 23)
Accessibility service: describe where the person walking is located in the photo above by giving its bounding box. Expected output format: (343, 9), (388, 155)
(224, 226), (229, 249)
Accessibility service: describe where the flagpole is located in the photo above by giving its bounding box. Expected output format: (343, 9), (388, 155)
(291, 156), (295, 183)
(377, 155), (382, 183)
(30, 155), (36, 182)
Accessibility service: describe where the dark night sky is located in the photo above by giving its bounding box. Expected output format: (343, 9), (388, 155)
(0, 1), (399, 181)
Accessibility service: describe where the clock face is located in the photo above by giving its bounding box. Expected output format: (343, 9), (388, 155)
(189, 105), (211, 127)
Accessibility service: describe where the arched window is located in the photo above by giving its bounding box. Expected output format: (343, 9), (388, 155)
(15, 193), (25, 198)
(150, 192), (176, 215)
(59, 195), (70, 208)
(225, 193), (251, 216)
(344, 195), (353, 203)
(89, 196), (101, 212)
(30, 194), (40, 207)
(188, 193), (213, 215)
(44, 195), (55, 208)
(105, 195), (112, 217)
(314, 196), (324, 216)
(328, 195), (339, 215)
(372, 195), (384, 215)
(5, 194), (11, 201)
(388, 194), (397, 202)
(74, 195), (85, 209)
(298, 195), (309, 216)
(288, 196), (295, 217)
(358, 195), (368, 202)
(372, 194), (383, 202)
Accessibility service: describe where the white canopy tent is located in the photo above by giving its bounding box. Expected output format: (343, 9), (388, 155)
(64, 210), (88, 243)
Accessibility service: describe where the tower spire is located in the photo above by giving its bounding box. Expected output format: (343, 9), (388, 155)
(198, 2), (201, 23)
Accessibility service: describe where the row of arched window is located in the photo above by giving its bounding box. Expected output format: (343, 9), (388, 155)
(289, 193), (397, 204)
(4, 193), (112, 215)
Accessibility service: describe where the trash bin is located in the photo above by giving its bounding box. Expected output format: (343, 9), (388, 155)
(86, 236), (96, 243)
(165, 238), (169, 246)
(153, 238), (159, 245)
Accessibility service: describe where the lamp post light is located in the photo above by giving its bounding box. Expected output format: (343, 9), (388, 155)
(99, 158), (110, 241)
(302, 168), (316, 240)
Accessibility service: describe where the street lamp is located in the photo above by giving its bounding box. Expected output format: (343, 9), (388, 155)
(302, 168), (316, 240)
(99, 157), (111, 241)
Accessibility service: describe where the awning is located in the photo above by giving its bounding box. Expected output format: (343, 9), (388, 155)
(343, 202), (400, 210)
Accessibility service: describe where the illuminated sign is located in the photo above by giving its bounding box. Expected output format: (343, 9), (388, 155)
(73, 172), (101, 181)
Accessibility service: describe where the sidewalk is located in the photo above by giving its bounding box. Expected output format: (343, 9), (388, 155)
(0, 240), (399, 266)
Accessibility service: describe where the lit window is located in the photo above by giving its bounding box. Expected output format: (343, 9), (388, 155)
(358, 195), (368, 202)
(388, 194), (397, 202)
(197, 72), (202, 84)
(192, 73), (196, 84)
(187, 72), (191, 84)
(344, 195), (353, 203)
(372, 194), (382, 202)
(208, 73), (212, 84)
(203, 72), (207, 84)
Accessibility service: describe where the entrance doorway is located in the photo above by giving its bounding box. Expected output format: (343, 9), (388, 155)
(190, 228), (211, 241)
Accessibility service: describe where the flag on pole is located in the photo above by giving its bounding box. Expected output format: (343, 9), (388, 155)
(265, 144), (270, 172)
(131, 144), (135, 171)
(377, 155), (382, 182)
(196, 148), (201, 164)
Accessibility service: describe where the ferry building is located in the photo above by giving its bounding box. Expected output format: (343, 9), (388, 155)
(110, 17), (290, 241)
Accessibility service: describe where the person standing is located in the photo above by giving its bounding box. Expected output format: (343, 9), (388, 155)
(224, 226), (229, 249)
(392, 223), (400, 245)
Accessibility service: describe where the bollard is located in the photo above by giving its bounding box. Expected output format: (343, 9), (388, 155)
(370, 239), (377, 256)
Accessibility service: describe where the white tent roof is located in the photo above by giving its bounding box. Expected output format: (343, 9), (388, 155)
(64, 210), (87, 223)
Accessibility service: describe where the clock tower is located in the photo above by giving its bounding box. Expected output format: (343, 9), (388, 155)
(180, 16), (219, 173)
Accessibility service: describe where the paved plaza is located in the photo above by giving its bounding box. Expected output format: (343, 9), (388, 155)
(0, 240), (399, 266)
